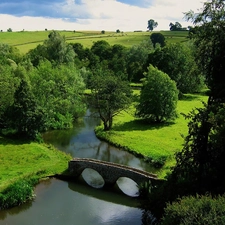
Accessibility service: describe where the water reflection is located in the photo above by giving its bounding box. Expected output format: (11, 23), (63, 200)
(0, 110), (159, 225)
(42, 111), (158, 174)
(0, 179), (144, 225)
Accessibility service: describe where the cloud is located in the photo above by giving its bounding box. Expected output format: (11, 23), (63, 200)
(0, 0), (204, 31)
(116, 0), (153, 8)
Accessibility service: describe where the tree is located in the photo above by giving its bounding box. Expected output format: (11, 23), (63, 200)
(30, 61), (86, 130)
(126, 41), (153, 82)
(28, 31), (75, 66)
(159, 0), (225, 203)
(91, 40), (112, 61)
(7, 28), (12, 32)
(6, 67), (44, 139)
(147, 19), (158, 31)
(0, 65), (19, 129)
(169, 22), (182, 31)
(136, 65), (178, 123)
(147, 42), (205, 94)
(150, 33), (165, 48)
(89, 71), (132, 131)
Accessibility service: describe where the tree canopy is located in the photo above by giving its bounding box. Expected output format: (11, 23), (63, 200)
(159, 0), (225, 204)
(147, 19), (158, 31)
(89, 70), (132, 131)
(136, 65), (178, 123)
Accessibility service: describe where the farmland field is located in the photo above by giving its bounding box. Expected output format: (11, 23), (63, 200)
(0, 30), (189, 53)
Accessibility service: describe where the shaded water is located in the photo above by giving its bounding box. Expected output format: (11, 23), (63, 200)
(0, 110), (157, 225)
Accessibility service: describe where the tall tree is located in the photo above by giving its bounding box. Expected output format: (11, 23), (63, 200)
(147, 19), (158, 31)
(136, 65), (178, 123)
(7, 67), (43, 139)
(162, 0), (225, 201)
(89, 70), (132, 131)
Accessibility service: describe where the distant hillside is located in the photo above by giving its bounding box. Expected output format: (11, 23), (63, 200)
(0, 30), (189, 54)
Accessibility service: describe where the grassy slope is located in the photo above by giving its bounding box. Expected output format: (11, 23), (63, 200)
(96, 92), (208, 178)
(0, 30), (189, 53)
(0, 136), (71, 191)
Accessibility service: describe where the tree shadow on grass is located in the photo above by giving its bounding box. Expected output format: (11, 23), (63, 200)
(0, 134), (32, 146)
(179, 93), (208, 101)
(112, 119), (175, 132)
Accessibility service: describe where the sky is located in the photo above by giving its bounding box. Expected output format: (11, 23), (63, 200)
(0, 0), (204, 32)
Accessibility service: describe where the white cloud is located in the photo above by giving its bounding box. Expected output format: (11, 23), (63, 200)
(0, 0), (204, 32)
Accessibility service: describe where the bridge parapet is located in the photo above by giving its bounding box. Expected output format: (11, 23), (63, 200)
(69, 158), (163, 188)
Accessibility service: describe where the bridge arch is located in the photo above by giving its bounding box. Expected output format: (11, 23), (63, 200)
(81, 168), (105, 188)
(68, 158), (163, 195)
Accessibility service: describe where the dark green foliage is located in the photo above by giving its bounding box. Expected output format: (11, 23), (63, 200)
(89, 71), (132, 131)
(150, 33), (165, 48)
(161, 195), (225, 225)
(0, 43), (22, 64)
(91, 40), (112, 61)
(147, 19), (158, 31)
(30, 61), (86, 130)
(0, 65), (19, 129)
(27, 31), (75, 66)
(164, 0), (225, 200)
(0, 178), (38, 210)
(126, 41), (153, 82)
(169, 22), (183, 31)
(147, 42), (205, 94)
(7, 74), (43, 140)
(136, 65), (178, 123)
(168, 103), (225, 196)
(185, 0), (225, 101)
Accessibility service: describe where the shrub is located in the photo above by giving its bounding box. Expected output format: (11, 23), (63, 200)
(161, 195), (225, 225)
(0, 178), (38, 210)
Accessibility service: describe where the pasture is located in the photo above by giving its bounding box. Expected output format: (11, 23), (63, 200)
(0, 30), (189, 53)
(96, 92), (208, 178)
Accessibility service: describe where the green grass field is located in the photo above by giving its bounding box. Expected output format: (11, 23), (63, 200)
(0, 137), (71, 191)
(96, 92), (208, 178)
(0, 30), (189, 54)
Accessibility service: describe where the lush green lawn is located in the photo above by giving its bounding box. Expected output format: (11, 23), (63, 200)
(96, 92), (208, 178)
(0, 136), (71, 191)
(0, 30), (189, 54)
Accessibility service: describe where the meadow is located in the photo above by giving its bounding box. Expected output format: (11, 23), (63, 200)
(96, 91), (208, 178)
(0, 30), (189, 53)
(0, 137), (71, 192)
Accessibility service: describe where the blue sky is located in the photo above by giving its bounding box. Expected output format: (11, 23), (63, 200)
(0, 0), (203, 31)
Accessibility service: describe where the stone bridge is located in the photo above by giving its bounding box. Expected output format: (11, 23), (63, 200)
(68, 158), (163, 188)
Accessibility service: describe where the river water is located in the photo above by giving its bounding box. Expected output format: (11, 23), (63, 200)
(0, 110), (157, 225)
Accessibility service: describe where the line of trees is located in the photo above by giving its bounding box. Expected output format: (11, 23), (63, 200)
(0, 25), (205, 139)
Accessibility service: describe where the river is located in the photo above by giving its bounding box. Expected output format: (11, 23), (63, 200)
(0, 110), (157, 225)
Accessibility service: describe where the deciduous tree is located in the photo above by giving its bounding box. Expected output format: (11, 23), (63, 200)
(89, 71), (132, 131)
(136, 65), (178, 123)
(147, 19), (158, 31)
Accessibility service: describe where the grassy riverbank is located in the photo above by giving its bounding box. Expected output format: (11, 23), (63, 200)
(95, 92), (208, 178)
(0, 136), (71, 209)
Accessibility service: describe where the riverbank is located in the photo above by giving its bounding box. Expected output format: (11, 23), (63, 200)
(0, 136), (71, 209)
(95, 93), (208, 178)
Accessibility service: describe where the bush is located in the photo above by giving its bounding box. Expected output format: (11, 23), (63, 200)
(0, 178), (38, 210)
(161, 195), (225, 225)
